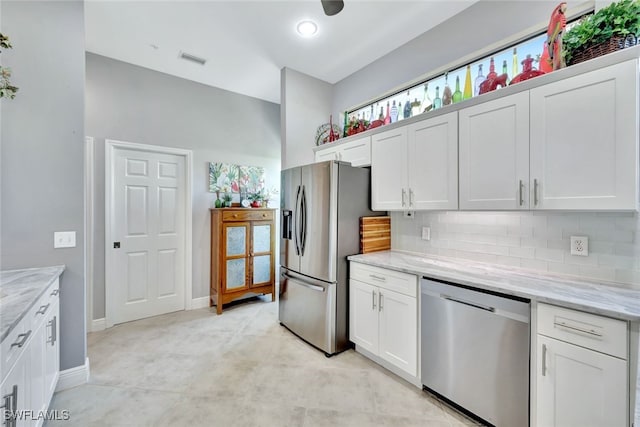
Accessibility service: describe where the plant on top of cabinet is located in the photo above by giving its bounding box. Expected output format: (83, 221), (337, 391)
(563, 0), (640, 66)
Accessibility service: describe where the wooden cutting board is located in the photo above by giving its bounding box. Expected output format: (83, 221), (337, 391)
(360, 216), (391, 254)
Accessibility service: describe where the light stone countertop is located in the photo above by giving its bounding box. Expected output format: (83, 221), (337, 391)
(348, 250), (640, 321)
(348, 250), (640, 425)
(0, 265), (65, 343)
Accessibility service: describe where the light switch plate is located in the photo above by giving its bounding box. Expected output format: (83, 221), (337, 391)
(570, 236), (588, 256)
(54, 231), (76, 248)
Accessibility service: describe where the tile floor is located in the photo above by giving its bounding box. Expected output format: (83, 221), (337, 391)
(47, 297), (480, 426)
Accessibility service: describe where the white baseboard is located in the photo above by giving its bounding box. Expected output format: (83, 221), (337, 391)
(190, 296), (210, 309)
(56, 357), (90, 392)
(90, 318), (106, 332)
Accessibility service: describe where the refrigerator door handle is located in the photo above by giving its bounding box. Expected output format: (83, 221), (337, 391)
(300, 185), (308, 256)
(294, 185), (301, 255)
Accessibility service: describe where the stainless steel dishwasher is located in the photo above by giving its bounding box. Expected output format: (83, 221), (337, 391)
(421, 278), (530, 427)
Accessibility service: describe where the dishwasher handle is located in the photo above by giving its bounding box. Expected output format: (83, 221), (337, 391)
(443, 295), (495, 313)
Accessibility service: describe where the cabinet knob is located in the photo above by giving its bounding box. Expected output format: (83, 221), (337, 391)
(262, 214), (266, 217)
(233, 214), (238, 218)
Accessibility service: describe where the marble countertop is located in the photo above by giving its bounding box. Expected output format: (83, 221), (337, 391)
(348, 251), (640, 321)
(0, 265), (65, 343)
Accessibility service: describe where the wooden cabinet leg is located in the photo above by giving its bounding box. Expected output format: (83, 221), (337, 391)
(216, 303), (222, 315)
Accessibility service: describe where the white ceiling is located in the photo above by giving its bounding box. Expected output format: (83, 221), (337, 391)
(85, 1), (478, 104)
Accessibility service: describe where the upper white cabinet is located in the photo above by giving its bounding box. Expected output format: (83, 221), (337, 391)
(314, 135), (371, 166)
(530, 59), (638, 210)
(372, 112), (458, 211)
(459, 91), (530, 210)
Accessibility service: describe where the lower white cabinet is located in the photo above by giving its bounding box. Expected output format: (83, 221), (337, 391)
(535, 303), (628, 427)
(349, 263), (418, 377)
(0, 279), (60, 427)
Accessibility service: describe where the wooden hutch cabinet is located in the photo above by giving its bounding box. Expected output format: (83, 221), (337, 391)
(210, 208), (276, 314)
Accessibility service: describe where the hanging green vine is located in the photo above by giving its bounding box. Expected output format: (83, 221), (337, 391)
(0, 33), (18, 99)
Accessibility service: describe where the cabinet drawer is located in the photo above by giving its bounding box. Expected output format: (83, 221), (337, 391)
(222, 210), (273, 222)
(537, 303), (627, 359)
(350, 262), (417, 298)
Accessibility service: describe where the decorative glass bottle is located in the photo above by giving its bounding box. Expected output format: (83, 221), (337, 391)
(422, 83), (433, 113)
(452, 76), (462, 103)
(512, 48), (519, 80)
(442, 73), (452, 106)
(384, 101), (391, 125)
(463, 65), (473, 100)
(502, 60), (510, 85)
(410, 98), (422, 117)
(433, 86), (442, 110)
(378, 105), (384, 121)
(390, 100), (399, 123)
(487, 57), (497, 80)
(403, 91), (412, 119)
(474, 63), (485, 96)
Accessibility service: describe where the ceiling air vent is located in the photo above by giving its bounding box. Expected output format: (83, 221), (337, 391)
(179, 51), (207, 65)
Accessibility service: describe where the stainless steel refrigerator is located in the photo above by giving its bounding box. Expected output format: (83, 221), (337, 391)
(279, 160), (378, 356)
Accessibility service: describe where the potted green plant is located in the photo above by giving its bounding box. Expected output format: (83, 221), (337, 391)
(0, 33), (18, 99)
(223, 192), (233, 208)
(248, 192), (262, 208)
(563, 0), (640, 66)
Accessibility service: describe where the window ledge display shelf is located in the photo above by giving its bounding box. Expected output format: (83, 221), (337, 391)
(316, 44), (640, 152)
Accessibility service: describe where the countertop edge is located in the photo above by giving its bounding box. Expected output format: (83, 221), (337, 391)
(0, 265), (65, 343)
(348, 253), (640, 322)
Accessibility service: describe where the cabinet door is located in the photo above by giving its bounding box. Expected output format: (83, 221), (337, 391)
(222, 222), (250, 292)
(371, 127), (409, 210)
(314, 145), (339, 163)
(29, 320), (46, 417)
(536, 335), (627, 427)
(530, 59), (638, 210)
(1, 350), (29, 427)
(408, 111), (458, 210)
(378, 288), (417, 376)
(250, 221), (273, 287)
(349, 279), (379, 354)
(459, 91), (530, 210)
(44, 300), (60, 407)
(339, 136), (371, 167)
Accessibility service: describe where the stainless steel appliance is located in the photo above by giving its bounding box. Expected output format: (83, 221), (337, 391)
(421, 278), (530, 426)
(279, 161), (378, 356)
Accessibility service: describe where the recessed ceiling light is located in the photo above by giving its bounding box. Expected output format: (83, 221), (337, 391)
(296, 20), (318, 37)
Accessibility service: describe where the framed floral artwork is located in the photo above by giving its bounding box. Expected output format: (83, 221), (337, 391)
(209, 162), (265, 194)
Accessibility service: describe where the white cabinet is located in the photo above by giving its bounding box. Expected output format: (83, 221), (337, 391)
(314, 135), (371, 166)
(530, 59), (638, 210)
(0, 353), (29, 427)
(459, 91), (530, 210)
(535, 303), (628, 427)
(349, 263), (418, 377)
(0, 279), (60, 427)
(371, 112), (458, 211)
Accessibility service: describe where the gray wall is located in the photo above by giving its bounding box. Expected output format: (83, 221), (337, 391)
(281, 67), (333, 169)
(86, 53), (281, 320)
(331, 1), (586, 119)
(1, 1), (86, 370)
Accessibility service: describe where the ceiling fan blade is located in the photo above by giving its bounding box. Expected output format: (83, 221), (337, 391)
(321, 0), (344, 16)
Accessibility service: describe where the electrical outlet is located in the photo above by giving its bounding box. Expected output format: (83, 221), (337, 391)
(54, 231), (76, 248)
(570, 236), (588, 256)
(403, 211), (414, 218)
(421, 226), (431, 241)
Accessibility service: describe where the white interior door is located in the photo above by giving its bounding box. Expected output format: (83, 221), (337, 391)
(109, 144), (187, 325)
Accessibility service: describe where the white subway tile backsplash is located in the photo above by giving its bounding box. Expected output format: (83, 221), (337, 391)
(509, 246), (535, 259)
(535, 248), (565, 263)
(391, 211), (640, 286)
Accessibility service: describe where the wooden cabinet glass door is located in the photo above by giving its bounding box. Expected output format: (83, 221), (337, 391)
(251, 222), (273, 287)
(222, 222), (249, 292)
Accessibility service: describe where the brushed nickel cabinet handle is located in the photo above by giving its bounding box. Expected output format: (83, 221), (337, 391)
(534, 179), (539, 206)
(379, 292), (383, 312)
(372, 290), (376, 310)
(401, 189), (407, 207)
(51, 289), (59, 296)
(369, 274), (386, 282)
(542, 343), (547, 376)
(11, 330), (32, 348)
(36, 303), (50, 315)
(519, 180), (524, 206)
(409, 188), (414, 207)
